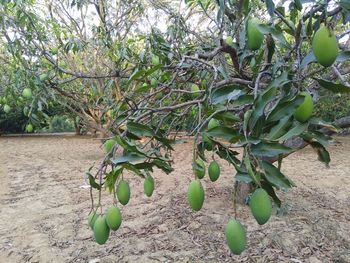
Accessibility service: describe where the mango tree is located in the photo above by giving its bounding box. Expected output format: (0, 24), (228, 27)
(1, 0), (350, 255)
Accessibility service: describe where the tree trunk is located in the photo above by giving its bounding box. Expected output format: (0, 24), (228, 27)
(74, 119), (81, 135)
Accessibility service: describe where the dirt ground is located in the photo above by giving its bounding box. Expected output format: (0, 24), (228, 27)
(0, 135), (349, 263)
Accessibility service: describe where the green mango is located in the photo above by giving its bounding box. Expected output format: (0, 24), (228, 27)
(51, 47), (58, 55)
(208, 118), (220, 130)
(23, 106), (29, 116)
(105, 206), (122, 231)
(88, 211), (98, 229)
(187, 180), (205, 211)
(249, 188), (272, 225)
(39, 73), (48, 81)
(93, 215), (110, 245)
(103, 139), (116, 153)
(152, 55), (160, 66)
(202, 133), (213, 151)
(26, 124), (33, 133)
(117, 180), (130, 205)
(3, 104), (11, 113)
(22, 88), (32, 99)
(294, 92), (314, 123)
(312, 26), (338, 67)
(225, 219), (247, 255)
(191, 84), (200, 93)
(193, 159), (205, 179)
(226, 36), (233, 46)
(144, 176), (155, 197)
(208, 160), (220, 182)
(151, 78), (158, 86)
(155, 92), (163, 100)
(247, 18), (264, 50)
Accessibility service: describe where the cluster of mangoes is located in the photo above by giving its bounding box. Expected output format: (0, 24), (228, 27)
(1, 88), (34, 133)
(187, 158), (221, 211)
(227, 18), (339, 68)
(188, 157), (273, 255)
(225, 188), (272, 255)
(88, 176), (155, 244)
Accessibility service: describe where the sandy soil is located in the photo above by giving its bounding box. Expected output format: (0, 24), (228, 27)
(0, 135), (349, 263)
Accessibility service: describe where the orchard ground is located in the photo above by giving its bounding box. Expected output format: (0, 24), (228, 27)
(0, 135), (349, 263)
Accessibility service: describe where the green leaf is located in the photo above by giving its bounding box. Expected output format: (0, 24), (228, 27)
(251, 115), (265, 138)
(235, 173), (253, 183)
(152, 159), (173, 174)
(251, 141), (292, 157)
(127, 68), (146, 84)
(136, 84), (151, 93)
(211, 86), (245, 105)
(309, 141), (330, 167)
(277, 122), (308, 141)
(336, 51), (350, 62)
(265, 0), (275, 17)
(217, 0), (225, 23)
(300, 131), (329, 147)
(87, 172), (101, 190)
(315, 78), (350, 93)
(269, 71), (290, 88)
(127, 121), (154, 137)
(294, 0), (302, 11)
(122, 163), (145, 178)
(154, 136), (175, 150)
(266, 116), (292, 140)
(207, 126), (242, 142)
(114, 136), (147, 157)
(257, 24), (290, 48)
(243, 109), (253, 136)
(232, 95), (254, 106)
(249, 85), (277, 131)
(215, 143), (240, 165)
(266, 94), (304, 122)
(300, 52), (316, 69)
(261, 179), (281, 207)
(309, 118), (338, 133)
(214, 112), (240, 124)
(244, 156), (259, 185)
(105, 168), (122, 193)
(112, 153), (146, 165)
(261, 161), (295, 189)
